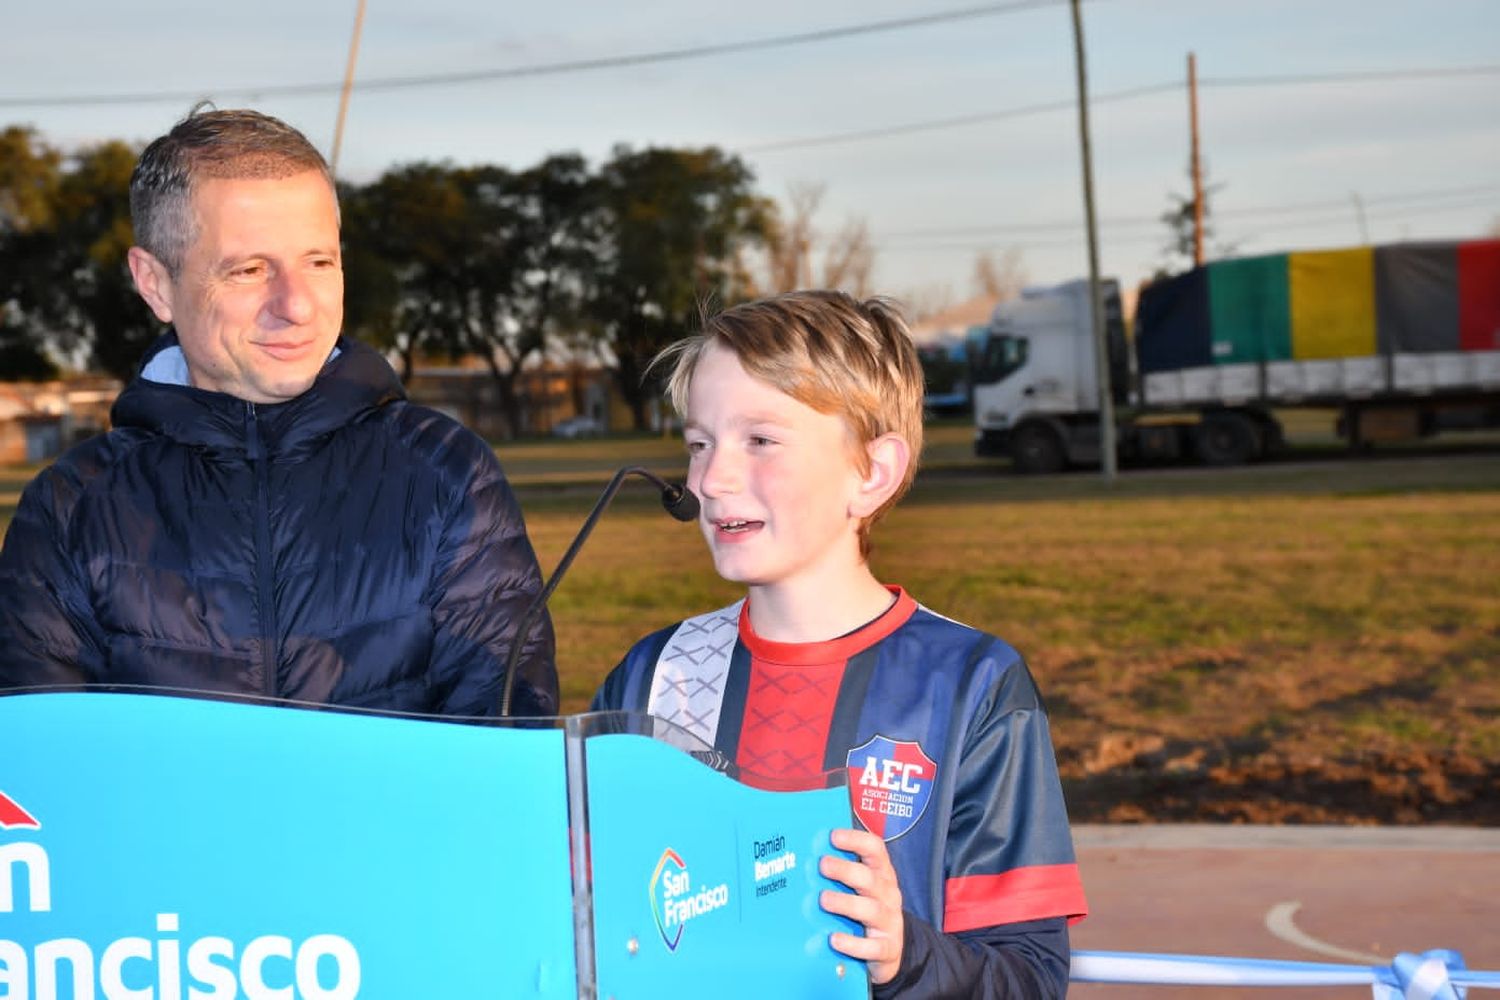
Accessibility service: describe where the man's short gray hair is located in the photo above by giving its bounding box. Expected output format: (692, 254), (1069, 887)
(129, 107), (334, 275)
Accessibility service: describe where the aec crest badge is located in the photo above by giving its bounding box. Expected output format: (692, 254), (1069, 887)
(846, 735), (936, 841)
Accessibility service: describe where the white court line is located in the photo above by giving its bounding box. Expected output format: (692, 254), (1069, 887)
(1264, 901), (1387, 965)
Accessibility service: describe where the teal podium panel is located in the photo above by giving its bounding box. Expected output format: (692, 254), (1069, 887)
(586, 733), (867, 999)
(0, 692), (577, 998)
(0, 692), (867, 998)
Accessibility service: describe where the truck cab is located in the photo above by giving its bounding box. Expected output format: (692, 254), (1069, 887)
(972, 278), (1128, 472)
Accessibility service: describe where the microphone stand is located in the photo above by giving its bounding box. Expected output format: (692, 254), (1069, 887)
(497, 466), (697, 717)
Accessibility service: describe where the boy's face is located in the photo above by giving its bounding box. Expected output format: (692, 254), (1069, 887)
(682, 342), (869, 593)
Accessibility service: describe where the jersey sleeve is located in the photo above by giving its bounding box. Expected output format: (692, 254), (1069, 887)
(943, 647), (1087, 932)
(874, 915), (1071, 1000)
(590, 625), (676, 713)
(876, 645), (1084, 998)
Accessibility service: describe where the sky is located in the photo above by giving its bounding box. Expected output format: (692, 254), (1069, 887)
(5, 0), (1499, 313)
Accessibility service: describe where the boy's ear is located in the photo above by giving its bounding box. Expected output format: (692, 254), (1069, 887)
(850, 432), (911, 518)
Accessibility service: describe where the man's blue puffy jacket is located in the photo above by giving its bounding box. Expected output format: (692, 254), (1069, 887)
(0, 333), (557, 717)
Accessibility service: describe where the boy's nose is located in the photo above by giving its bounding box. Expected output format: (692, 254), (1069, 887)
(696, 447), (740, 497)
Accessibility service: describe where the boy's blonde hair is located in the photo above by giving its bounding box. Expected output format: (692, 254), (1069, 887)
(657, 290), (925, 556)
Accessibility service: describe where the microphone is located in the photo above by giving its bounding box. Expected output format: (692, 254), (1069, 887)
(497, 466), (699, 717)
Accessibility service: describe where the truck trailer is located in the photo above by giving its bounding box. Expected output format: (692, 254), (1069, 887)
(972, 239), (1500, 473)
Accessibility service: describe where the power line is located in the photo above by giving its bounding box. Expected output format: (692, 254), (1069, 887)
(0, 0), (1070, 109)
(1230, 195), (1500, 238)
(1203, 64), (1500, 88)
(875, 183), (1500, 242)
(743, 82), (1179, 153)
(744, 63), (1500, 154)
(872, 195), (1500, 256)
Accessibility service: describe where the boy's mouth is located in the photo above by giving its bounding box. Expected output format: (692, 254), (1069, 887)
(714, 518), (761, 534)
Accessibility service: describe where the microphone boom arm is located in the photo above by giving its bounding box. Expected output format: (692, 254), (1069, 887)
(497, 465), (697, 717)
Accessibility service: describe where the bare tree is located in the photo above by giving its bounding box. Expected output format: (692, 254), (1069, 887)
(762, 181), (877, 296)
(765, 181), (824, 291)
(903, 283), (956, 323)
(821, 217), (874, 298)
(972, 248), (1027, 302)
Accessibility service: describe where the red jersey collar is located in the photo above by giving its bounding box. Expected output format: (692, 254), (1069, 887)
(738, 586), (917, 665)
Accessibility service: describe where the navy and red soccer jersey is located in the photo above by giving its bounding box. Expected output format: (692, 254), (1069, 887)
(593, 587), (1088, 935)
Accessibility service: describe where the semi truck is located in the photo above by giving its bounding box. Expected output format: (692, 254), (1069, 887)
(972, 239), (1500, 472)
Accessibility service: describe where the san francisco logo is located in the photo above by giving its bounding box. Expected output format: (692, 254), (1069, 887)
(0, 794), (363, 998)
(847, 735), (937, 841)
(648, 848), (730, 952)
(0, 790), (40, 830)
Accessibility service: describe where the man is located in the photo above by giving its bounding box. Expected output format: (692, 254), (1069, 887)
(0, 108), (557, 717)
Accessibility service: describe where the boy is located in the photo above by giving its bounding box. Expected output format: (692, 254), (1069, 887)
(593, 291), (1086, 997)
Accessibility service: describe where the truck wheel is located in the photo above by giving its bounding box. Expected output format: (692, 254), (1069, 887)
(1194, 412), (1259, 466)
(1012, 424), (1066, 474)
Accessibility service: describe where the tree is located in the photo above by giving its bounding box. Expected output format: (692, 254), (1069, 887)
(0, 131), (151, 379)
(763, 181), (823, 292)
(0, 126), (60, 235)
(588, 146), (772, 430)
(972, 248), (1027, 302)
(50, 140), (154, 378)
(0, 127), (62, 380)
(1159, 163), (1236, 274)
(343, 157), (606, 438)
(902, 284), (956, 324)
(761, 181), (875, 297)
(819, 217), (874, 298)
(340, 162), (478, 382)
(462, 155), (603, 437)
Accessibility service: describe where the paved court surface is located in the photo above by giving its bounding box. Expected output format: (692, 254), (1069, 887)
(1068, 825), (1500, 999)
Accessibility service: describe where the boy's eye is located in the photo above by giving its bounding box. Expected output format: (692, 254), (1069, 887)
(685, 439), (709, 454)
(748, 435), (775, 447)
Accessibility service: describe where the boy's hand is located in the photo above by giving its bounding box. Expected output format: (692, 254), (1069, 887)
(819, 827), (905, 985)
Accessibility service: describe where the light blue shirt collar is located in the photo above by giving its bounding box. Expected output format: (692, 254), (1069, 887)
(141, 345), (342, 388)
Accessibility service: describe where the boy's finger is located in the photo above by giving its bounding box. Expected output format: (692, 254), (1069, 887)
(830, 826), (888, 861)
(820, 887), (883, 923)
(829, 929), (900, 965)
(819, 853), (874, 893)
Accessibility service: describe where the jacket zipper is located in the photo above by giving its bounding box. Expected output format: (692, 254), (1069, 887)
(245, 403), (280, 699)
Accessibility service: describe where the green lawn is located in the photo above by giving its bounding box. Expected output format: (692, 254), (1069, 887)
(5, 426), (1499, 819)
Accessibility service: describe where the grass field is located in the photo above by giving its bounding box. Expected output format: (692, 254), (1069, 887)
(4, 422), (1498, 823)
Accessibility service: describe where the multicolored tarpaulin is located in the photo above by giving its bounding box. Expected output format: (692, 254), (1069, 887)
(1136, 239), (1500, 372)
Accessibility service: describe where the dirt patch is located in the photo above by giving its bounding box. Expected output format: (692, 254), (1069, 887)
(1038, 624), (1500, 827)
(1061, 741), (1500, 825)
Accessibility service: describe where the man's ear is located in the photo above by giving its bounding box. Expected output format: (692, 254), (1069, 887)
(850, 432), (912, 518)
(127, 247), (176, 324)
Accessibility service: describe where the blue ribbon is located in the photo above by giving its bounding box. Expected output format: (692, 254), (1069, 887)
(1071, 948), (1500, 997)
(1375, 950), (1469, 1000)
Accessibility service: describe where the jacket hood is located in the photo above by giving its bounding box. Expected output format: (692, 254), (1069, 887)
(111, 331), (406, 460)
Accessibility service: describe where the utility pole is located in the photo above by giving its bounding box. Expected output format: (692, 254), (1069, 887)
(330, 0), (368, 176)
(1069, 0), (1117, 483)
(1188, 52), (1205, 266)
(1351, 191), (1370, 244)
